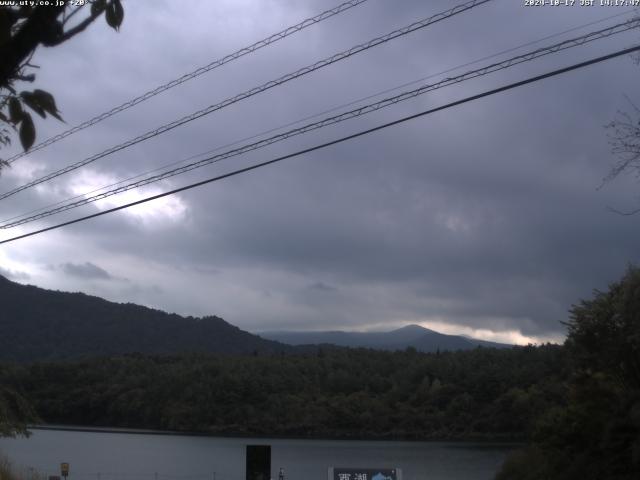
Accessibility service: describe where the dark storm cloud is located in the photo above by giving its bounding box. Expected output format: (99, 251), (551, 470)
(2, 0), (640, 342)
(308, 282), (338, 292)
(60, 262), (113, 280)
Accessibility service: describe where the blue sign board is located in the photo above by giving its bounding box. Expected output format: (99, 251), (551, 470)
(329, 468), (399, 480)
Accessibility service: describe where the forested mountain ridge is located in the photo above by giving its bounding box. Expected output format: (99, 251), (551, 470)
(260, 324), (510, 352)
(0, 275), (290, 361)
(0, 275), (507, 362)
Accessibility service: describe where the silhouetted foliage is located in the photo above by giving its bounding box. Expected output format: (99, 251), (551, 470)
(497, 265), (640, 480)
(0, 1), (123, 159)
(0, 365), (38, 437)
(0, 0), (124, 431)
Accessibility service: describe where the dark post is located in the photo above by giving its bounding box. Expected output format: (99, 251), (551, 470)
(60, 463), (69, 480)
(246, 445), (271, 480)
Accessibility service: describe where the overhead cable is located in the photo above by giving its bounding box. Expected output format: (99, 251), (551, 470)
(3, 17), (638, 229)
(2, 43), (638, 245)
(4, 0), (372, 164)
(0, 0), (493, 201)
(11, 7), (626, 225)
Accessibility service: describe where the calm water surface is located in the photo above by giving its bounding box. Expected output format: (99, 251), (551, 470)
(0, 429), (516, 480)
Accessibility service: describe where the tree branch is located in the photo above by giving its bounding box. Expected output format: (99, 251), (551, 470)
(0, 6), (64, 87)
(48, 7), (103, 46)
(606, 205), (640, 216)
(62, 4), (84, 26)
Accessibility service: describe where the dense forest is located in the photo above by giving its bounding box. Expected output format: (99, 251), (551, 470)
(1, 266), (639, 479)
(0, 345), (566, 440)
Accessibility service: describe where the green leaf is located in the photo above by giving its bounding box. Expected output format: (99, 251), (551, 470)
(105, 0), (124, 31)
(20, 92), (47, 119)
(19, 112), (35, 151)
(8, 97), (23, 124)
(32, 89), (63, 121)
(20, 73), (36, 83)
(91, 0), (106, 17)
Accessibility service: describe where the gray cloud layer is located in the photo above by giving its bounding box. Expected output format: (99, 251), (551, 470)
(60, 262), (113, 280)
(1, 0), (639, 343)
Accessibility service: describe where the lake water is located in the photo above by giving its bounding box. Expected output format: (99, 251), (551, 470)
(0, 428), (516, 480)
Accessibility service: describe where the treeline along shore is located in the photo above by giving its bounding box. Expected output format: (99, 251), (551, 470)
(2, 266), (639, 479)
(0, 345), (566, 441)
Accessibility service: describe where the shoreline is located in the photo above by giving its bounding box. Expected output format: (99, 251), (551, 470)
(27, 425), (524, 445)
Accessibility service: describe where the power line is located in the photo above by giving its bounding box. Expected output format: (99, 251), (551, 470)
(0, 0), (493, 201)
(4, 0), (372, 164)
(4, 17), (636, 227)
(4, 8), (633, 228)
(5, 7), (629, 227)
(3, 17), (638, 229)
(2, 43), (638, 246)
(310, 9), (638, 122)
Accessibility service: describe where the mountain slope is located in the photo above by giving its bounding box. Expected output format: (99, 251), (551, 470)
(260, 324), (511, 352)
(0, 275), (289, 361)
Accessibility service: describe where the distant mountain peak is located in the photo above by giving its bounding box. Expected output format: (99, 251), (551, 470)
(392, 324), (432, 333)
(261, 324), (512, 353)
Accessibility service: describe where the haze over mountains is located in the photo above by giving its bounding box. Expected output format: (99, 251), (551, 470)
(0, 275), (509, 362)
(260, 324), (510, 353)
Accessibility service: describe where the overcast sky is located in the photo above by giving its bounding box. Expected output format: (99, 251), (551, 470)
(1, 0), (639, 344)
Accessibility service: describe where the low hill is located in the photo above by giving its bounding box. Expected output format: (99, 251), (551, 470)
(259, 324), (511, 352)
(0, 275), (289, 362)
